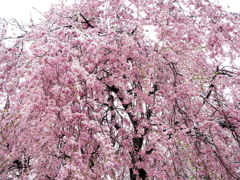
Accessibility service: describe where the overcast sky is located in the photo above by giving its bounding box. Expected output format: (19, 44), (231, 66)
(0, 0), (239, 23)
(0, 0), (75, 23)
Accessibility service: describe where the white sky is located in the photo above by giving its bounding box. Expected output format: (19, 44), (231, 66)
(0, 0), (239, 23)
(0, 0), (75, 23)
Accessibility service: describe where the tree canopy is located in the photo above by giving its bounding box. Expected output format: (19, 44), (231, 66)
(0, 0), (240, 179)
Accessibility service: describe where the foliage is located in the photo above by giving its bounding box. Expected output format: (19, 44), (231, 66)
(0, 0), (240, 179)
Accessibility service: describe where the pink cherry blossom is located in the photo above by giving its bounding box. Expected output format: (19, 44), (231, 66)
(0, 0), (240, 179)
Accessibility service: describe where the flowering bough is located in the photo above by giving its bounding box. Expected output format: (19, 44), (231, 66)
(0, 0), (240, 179)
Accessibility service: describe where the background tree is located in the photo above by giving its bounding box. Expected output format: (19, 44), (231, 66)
(0, 0), (240, 179)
